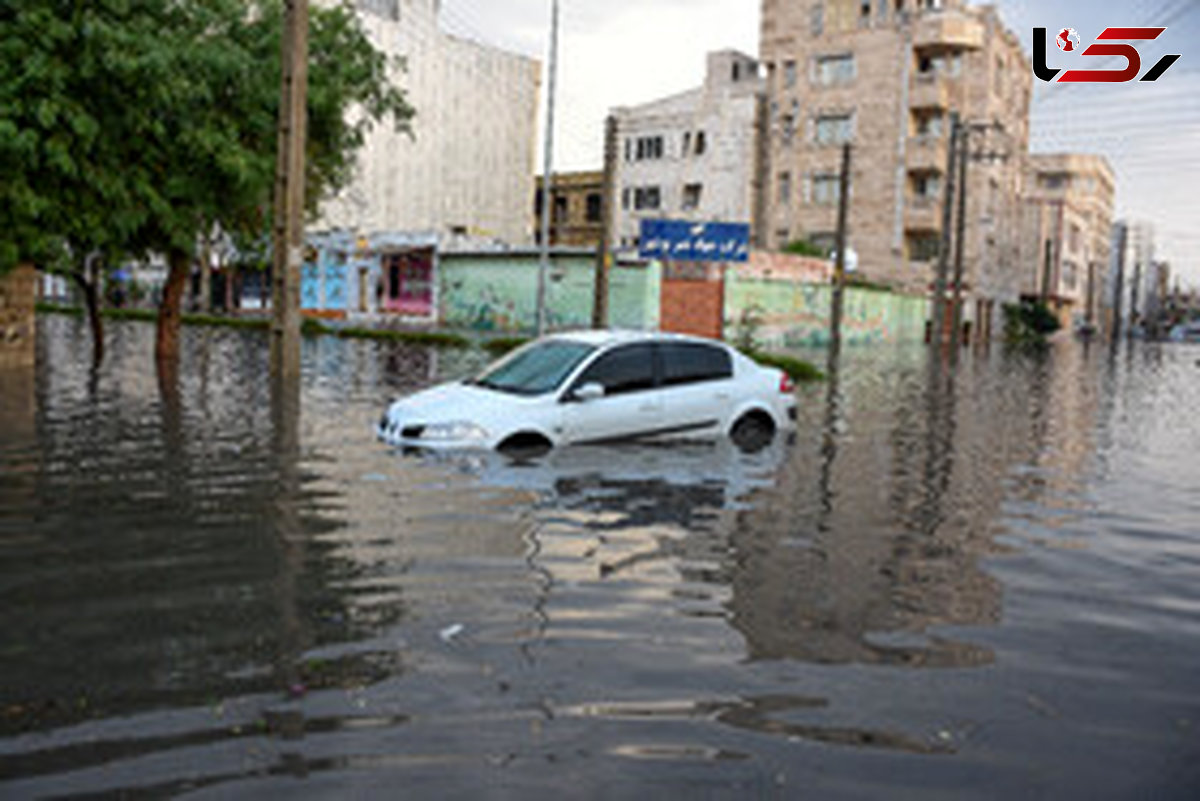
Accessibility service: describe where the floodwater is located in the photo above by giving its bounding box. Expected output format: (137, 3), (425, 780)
(1, 316), (1198, 800)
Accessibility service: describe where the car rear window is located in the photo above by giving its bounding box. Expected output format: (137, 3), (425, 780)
(659, 343), (733, 386)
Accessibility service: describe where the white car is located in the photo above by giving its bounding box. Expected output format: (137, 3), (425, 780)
(377, 331), (798, 454)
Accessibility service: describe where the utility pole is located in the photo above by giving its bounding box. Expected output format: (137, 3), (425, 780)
(951, 124), (970, 347)
(535, 0), (560, 337)
(1130, 259), (1143, 336)
(932, 113), (960, 347)
(1040, 237), (1054, 303)
(270, 0), (309, 380)
(592, 115), (618, 329)
(830, 143), (852, 354)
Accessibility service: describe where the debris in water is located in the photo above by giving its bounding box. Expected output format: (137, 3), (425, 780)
(440, 624), (466, 642)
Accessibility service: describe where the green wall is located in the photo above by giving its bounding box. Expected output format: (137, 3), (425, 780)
(440, 254), (660, 333)
(725, 276), (929, 349)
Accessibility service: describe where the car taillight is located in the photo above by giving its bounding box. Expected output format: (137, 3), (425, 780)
(779, 372), (795, 394)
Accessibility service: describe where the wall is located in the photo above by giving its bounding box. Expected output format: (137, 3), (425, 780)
(726, 274), (929, 349)
(439, 254), (660, 334)
(0, 266), (37, 368)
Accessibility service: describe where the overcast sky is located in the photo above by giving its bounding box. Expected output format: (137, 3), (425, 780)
(441, 0), (1200, 287)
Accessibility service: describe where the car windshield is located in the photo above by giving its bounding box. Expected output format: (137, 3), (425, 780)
(470, 340), (597, 396)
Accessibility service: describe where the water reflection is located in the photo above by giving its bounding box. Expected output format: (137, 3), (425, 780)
(4, 318), (1199, 800)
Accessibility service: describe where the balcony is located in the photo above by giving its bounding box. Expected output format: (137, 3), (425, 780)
(907, 135), (949, 173)
(913, 12), (985, 52)
(909, 72), (955, 110)
(905, 196), (942, 233)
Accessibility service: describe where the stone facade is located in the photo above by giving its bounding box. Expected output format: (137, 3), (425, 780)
(317, 0), (542, 246)
(534, 171), (605, 249)
(1018, 154), (1115, 324)
(760, 0), (1031, 333)
(612, 51), (767, 253)
(0, 266), (37, 368)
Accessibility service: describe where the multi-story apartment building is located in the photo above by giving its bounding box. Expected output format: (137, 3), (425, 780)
(1106, 220), (1157, 334)
(760, 0), (1031, 335)
(318, 0), (542, 246)
(534, 171), (605, 249)
(612, 51), (767, 252)
(1019, 154), (1116, 326)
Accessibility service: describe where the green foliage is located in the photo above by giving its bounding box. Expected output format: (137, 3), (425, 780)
(0, 0), (413, 275)
(782, 239), (827, 258)
(483, 336), (531, 357)
(747, 351), (825, 383)
(1003, 301), (1062, 346)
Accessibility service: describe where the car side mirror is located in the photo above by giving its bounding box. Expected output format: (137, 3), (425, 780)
(573, 382), (606, 403)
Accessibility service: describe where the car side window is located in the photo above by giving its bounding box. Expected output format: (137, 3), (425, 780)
(659, 343), (733, 387)
(572, 344), (656, 397)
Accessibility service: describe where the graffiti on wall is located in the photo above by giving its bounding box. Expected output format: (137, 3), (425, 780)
(727, 279), (929, 349)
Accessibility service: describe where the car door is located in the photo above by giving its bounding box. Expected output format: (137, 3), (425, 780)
(654, 342), (736, 437)
(560, 344), (662, 444)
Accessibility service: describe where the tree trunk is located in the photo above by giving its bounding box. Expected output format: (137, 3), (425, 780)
(156, 249), (190, 365)
(71, 264), (104, 367)
(199, 237), (213, 314)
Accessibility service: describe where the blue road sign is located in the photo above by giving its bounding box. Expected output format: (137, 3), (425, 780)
(638, 219), (751, 263)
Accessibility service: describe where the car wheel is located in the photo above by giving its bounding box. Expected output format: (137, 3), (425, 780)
(730, 412), (775, 454)
(497, 433), (553, 461)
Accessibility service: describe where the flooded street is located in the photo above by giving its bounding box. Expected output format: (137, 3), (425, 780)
(2, 316), (1199, 799)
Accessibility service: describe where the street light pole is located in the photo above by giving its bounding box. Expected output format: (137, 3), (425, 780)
(535, 0), (560, 337)
(932, 113), (960, 347)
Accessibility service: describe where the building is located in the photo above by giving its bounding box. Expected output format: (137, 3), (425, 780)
(317, 0), (542, 246)
(534, 171), (605, 248)
(612, 51), (768, 252)
(1106, 220), (1156, 336)
(1019, 154), (1116, 328)
(759, 0), (1032, 338)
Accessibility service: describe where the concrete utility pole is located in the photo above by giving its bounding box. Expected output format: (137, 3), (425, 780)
(951, 125), (970, 346)
(535, 0), (560, 337)
(270, 0), (309, 380)
(830, 143), (852, 353)
(1130, 259), (1143, 336)
(592, 115), (618, 329)
(932, 113), (960, 347)
(1040, 237), (1054, 303)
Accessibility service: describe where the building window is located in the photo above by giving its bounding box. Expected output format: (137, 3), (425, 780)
(635, 136), (664, 161)
(553, 196), (568, 224)
(907, 233), (940, 262)
(812, 173), (841, 206)
(695, 131), (707, 156)
(634, 186), (661, 210)
(913, 110), (944, 138)
(911, 172), (941, 201)
(778, 172), (792, 205)
(814, 113), (854, 145)
(1039, 173), (1068, 190)
(781, 114), (796, 146)
(625, 139), (632, 162)
(815, 54), (856, 86)
(811, 3), (824, 36)
(356, 0), (399, 21)
(682, 131), (692, 155)
(586, 193), (602, 223)
(784, 60), (798, 88)
(622, 188), (631, 210)
(682, 184), (703, 211)
(776, 228), (792, 249)
(917, 51), (963, 78)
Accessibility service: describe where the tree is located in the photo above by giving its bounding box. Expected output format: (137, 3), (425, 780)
(0, 0), (412, 365)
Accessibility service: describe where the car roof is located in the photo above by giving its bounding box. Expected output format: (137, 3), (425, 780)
(548, 329), (733, 350)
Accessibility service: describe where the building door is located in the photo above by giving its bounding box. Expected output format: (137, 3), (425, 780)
(659, 261), (725, 340)
(382, 249), (434, 317)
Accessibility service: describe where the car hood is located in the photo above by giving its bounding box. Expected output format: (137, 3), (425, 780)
(385, 382), (529, 430)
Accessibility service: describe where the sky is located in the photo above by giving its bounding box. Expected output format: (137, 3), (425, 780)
(440, 0), (1200, 288)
